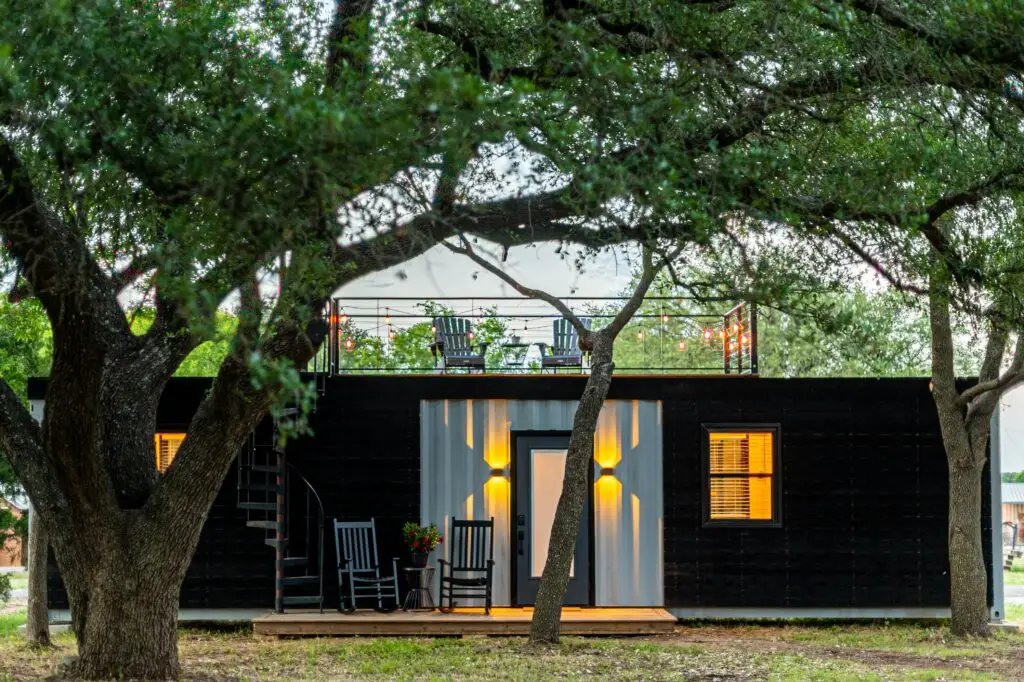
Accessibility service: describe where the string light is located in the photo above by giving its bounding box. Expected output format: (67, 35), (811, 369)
(384, 307), (391, 325)
(719, 330), (727, 339)
(340, 313), (349, 325)
(732, 323), (739, 334)
(678, 340), (686, 352)
(703, 328), (712, 343)
(662, 313), (669, 323)
(344, 338), (355, 352)
(637, 328), (644, 340)
(741, 334), (749, 345)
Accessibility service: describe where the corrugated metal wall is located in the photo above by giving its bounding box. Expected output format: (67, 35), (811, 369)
(420, 399), (664, 607)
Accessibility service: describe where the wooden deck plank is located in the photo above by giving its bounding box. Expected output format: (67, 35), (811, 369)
(253, 607), (676, 637)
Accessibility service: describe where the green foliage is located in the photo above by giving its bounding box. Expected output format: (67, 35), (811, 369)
(0, 572), (9, 606)
(1003, 472), (1024, 483)
(401, 522), (442, 553)
(0, 300), (50, 398)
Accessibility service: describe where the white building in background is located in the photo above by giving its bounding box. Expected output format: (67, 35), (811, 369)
(1002, 387), (1024, 474)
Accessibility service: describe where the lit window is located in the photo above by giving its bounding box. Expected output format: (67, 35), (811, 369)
(704, 426), (779, 526)
(154, 433), (186, 473)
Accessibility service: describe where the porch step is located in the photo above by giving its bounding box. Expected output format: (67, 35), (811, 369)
(281, 575), (320, 587)
(247, 520), (278, 530)
(282, 595), (323, 607)
(281, 557), (308, 569)
(265, 539), (289, 550)
(250, 465), (282, 473)
(238, 502), (277, 511)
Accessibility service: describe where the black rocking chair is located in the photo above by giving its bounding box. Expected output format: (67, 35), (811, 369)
(432, 316), (489, 373)
(332, 518), (400, 612)
(439, 518), (495, 613)
(538, 317), (591, 371)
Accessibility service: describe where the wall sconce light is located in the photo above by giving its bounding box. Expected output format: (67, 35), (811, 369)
(490, 467), (506, 478)
(599, 466), (615, 477)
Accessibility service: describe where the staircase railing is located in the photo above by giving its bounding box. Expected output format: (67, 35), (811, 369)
(238, 419), (325, 613)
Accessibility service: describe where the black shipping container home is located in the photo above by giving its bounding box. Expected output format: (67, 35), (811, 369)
(30, 373), (1004, 623)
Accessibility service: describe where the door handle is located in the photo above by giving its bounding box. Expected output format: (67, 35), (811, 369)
(517, 530), (525, 555)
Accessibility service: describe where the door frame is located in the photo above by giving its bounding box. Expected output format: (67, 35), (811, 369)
(509, 430), (595, 607)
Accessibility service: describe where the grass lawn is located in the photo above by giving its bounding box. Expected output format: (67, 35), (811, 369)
(6, 570), (27, 593)
(1004, 563), (1024, 586)
(1, 612), (1024, 681)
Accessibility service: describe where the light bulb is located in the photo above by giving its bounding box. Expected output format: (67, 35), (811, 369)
(340, 314), (349, 325)
(678, 340), (686, 352)
(344, 338), (355, 351)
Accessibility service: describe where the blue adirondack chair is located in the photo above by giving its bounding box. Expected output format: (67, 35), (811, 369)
(432, 316), (489, 373)
(538, 317), (591, 371)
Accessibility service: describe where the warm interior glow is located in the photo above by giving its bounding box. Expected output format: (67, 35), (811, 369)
(484, 400), (510, 469)
(595, 473), (622, 578)
(594, 404), (622, 469)
(484, 476), (509, 532)
(532, 449), (573, 577)
(464, 493), (474, 521)
(708, 431), (774, 521)
(154, 433), (186, 473)
(631, 493), (641, 596)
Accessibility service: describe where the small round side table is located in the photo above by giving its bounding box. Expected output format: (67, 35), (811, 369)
(402, 566), (436, 610)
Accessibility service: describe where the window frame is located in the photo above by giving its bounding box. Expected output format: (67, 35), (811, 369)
(154, 432), (187, 474)
(701, 423), (782, 528)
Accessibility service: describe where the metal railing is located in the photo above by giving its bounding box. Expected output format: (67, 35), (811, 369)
(310, 296), (758, 376)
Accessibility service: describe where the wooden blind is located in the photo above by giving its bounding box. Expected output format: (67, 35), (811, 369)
(708, 431), (774, 521)
(154, 433), (186, 473)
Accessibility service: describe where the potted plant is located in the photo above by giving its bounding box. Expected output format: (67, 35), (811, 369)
(402, 522), (442, 567)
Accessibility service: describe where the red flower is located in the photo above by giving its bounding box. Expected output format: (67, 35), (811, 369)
(408, 530), (415, 537)
(438, 537), (444, 544)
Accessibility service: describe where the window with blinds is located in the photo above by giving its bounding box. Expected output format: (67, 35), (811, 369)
(704, 427), (779, 525)
(154, 433), (186, 474)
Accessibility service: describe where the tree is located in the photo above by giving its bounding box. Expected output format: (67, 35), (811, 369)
(0, 300), (50, 645)
(0, 1), (966, 674)
(446, 236), (680, 643)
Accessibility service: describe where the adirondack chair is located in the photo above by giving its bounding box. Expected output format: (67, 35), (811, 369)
(333, 518), (400, 612)
(538, 317), (591, 371)
(431, 316), (489, 373)
(438, 518), (495, 614)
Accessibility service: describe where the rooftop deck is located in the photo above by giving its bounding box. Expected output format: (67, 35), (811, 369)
(311, 296), (758, 377)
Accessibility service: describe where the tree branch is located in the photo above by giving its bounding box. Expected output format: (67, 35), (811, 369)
(845, 0), (1024, 72)
(0, 380), (70, 528)
(959, 332), (1024, 406)
(442, 235), (589, 335)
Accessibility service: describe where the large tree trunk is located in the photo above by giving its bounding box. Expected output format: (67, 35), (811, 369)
(61, 547), (183, 679)
(929, 284), (997, 637)
(946, 449), (989, 636)
(530, 337), (614, 644)
(25, 505), (50, 647)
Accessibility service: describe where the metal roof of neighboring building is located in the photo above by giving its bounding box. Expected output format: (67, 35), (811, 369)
(1003, 483), (1024, 505)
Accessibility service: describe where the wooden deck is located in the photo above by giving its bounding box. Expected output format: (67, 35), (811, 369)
(253, 607), (677, 637)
